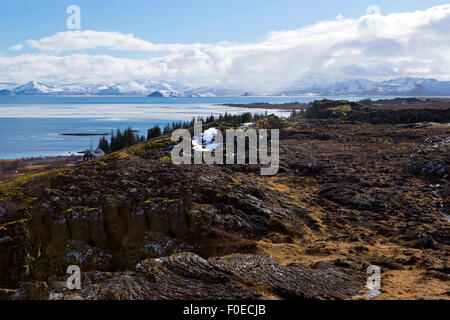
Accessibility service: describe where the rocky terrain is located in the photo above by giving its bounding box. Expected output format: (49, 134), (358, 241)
(0, 156), (79, 184)
(0, 100), (449, 300)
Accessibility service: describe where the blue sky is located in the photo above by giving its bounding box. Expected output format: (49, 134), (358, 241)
(1, 1), (450, 92)
(1, 0), (449, 51)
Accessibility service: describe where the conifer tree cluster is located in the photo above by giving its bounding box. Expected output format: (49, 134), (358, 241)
(147, 111), (268, 139)
(99, 111), (272, 154)
(289, 109), (306, 118)
(98, 127), (145, 154)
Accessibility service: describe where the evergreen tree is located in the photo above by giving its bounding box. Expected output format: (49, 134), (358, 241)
(99, 127), (145, 154)
(162, 124), (171, 135)
(98, 137), (110, 153)
(147, 125), (162, 139)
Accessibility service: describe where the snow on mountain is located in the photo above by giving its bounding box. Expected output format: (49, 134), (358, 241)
(94, 80), (148, 95)
(188, 92), (217, 97)
(0, 82), (16, 95)
(281, 77), (450, 96)
(0, 89), (13, 96)
(147, 89), (184, 98)
(184, 87), (247, 97)
(3, 77), (450, 97)
(410, 79), (450, 95)
(5, 80), (189, 96)
(12, 81), (63, 95)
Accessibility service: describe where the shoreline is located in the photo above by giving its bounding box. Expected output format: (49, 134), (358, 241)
(221, 102), (311, 110)
(59, 133), (110, 136)
(222, 97), (450, 110)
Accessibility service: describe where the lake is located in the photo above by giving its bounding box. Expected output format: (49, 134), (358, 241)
(0, 95), (391, 159)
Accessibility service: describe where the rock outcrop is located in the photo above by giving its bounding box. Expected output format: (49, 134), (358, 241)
(15, 253), (362, 300)
(1, 101), (449, 299)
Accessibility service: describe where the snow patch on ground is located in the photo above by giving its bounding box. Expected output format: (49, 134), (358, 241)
(192, 127), (222, 152)
(238, 122), (255, 129)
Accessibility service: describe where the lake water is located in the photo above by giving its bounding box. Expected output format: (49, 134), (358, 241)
(0, 95), (391, 159)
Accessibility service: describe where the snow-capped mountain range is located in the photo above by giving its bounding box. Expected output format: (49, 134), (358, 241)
(1, 77), (450, 97)
(0, 80), (191, 97)
(281, 77), (450, 96)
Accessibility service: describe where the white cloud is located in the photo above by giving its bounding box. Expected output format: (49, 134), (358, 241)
(26, 30), (213, 53)
(10, 44), (23, 51)
(3, 4), (450, 93)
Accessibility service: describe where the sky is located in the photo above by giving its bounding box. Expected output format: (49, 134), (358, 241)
(1, 0), (450, 93)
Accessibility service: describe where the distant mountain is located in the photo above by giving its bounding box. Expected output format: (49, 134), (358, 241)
(2, 80), (189, 96)
(12, 81), (62, 95)
(183, 87), (246, 97)
(0, 89), (13, 96)
(94, 80), (148, 95)
(281, 77), (450, 96)
(188, 92), (217, 98)
(2, 77), (450, 97)
(147, 89), (184, 98)
(148, 91), (165, 98)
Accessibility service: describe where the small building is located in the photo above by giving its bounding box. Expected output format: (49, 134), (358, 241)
(82, 148), (105, 162)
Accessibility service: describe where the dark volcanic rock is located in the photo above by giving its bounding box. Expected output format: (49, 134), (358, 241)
(306, 100), (450, 124)
(48, 253), (363, 300)
(319, 185), (375, 210)
(1, 105), (449, 300)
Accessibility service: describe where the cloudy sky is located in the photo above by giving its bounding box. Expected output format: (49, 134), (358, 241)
(1, 0), (450, 93)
